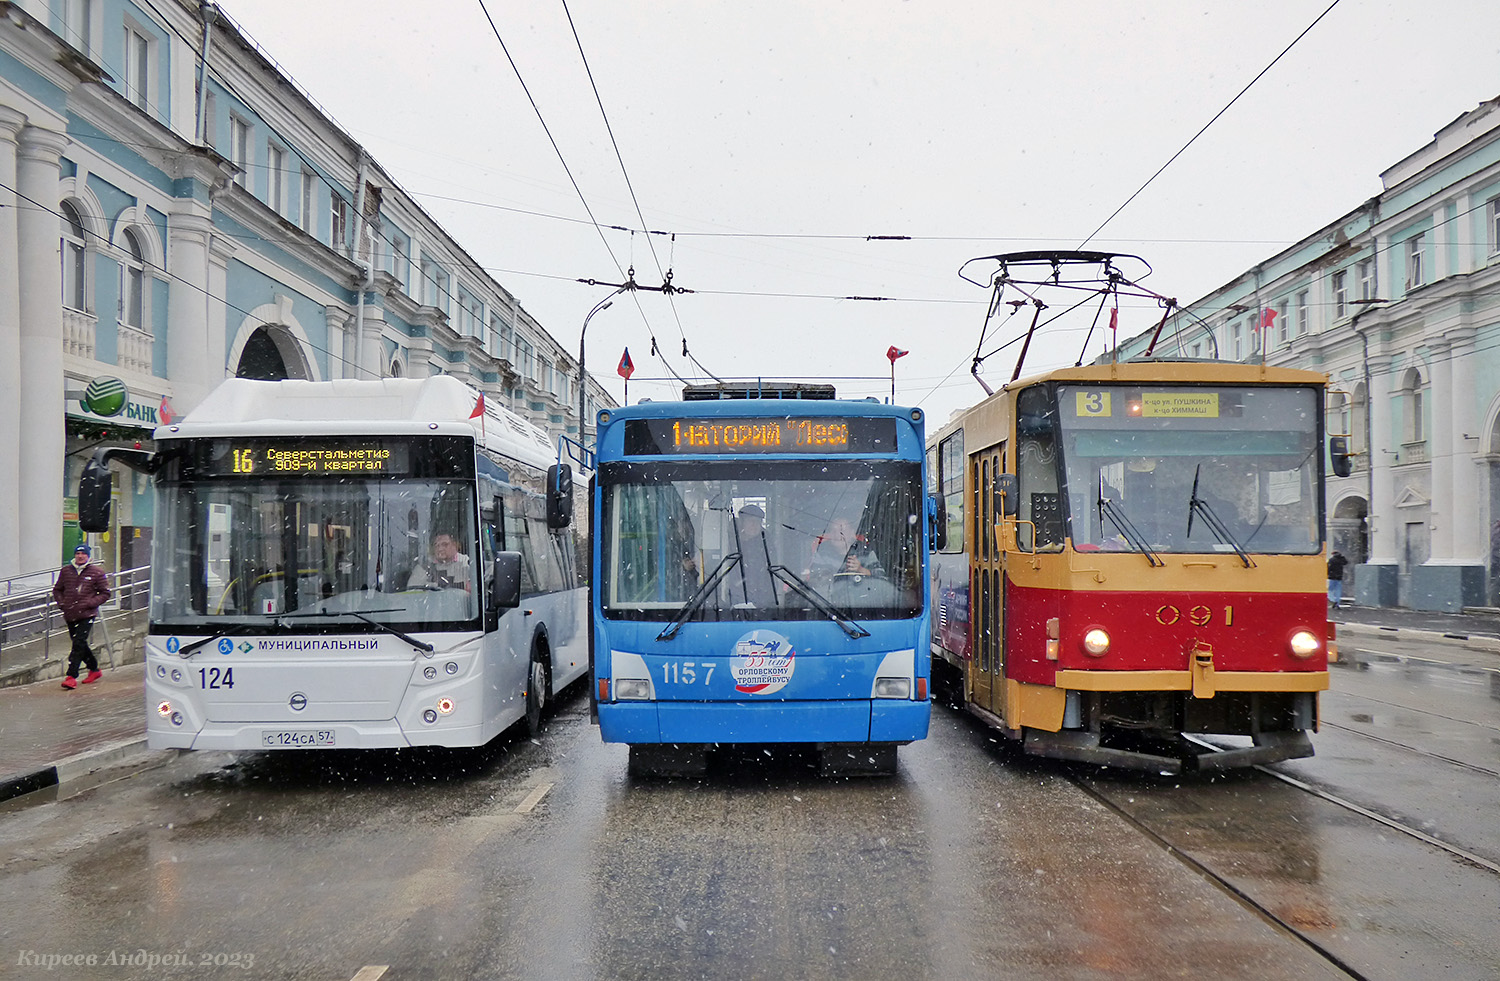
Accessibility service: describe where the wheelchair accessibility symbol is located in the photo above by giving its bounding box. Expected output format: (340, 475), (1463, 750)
(218, 638), (234, 655)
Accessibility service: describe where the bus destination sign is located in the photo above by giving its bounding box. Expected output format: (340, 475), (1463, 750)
(624, 417), (897, 455)
(204, 440), (412, 476)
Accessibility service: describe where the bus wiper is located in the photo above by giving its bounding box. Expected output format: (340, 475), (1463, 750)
(657, 553), (741, 641)
(177, 633), (229, 658)
(278, 608), (436, 654)
(769, 566), (871, 639)
(1097, 475), (1163, 567)
(1187, 465), (1255, 568)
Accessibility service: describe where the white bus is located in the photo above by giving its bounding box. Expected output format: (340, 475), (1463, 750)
(80, 377), (586, 751)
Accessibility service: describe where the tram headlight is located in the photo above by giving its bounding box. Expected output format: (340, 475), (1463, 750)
(1082, 628), (1111, 657)
(615, 678), (653, 700)
(1288, 630), (1321, 659)
(873, 677), (912, 699)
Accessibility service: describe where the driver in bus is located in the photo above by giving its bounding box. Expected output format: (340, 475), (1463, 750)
(408, 531), (471, 589)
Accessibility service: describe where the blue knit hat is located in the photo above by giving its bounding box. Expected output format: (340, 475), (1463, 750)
(74, 544), (90, 556)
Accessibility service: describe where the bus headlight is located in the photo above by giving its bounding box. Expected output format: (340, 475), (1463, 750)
(615, 679), (652, 700)
(873, 677), (911, 699)
(1082, 628), (1111, 657)
(157, 700), (172, 717)
(436, 697), (455, 715)
(1288, 630), (1320, 659)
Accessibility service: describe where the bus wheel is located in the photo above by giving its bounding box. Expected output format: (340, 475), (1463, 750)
(524, 658), (548, 737)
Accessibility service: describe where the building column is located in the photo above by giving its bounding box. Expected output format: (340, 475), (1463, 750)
(166, 211), (214, 413)
(0, 108), (26, 575)
(1450, 329), (1481, 562)
(1427, 338), (1454, 562)
(1356, 355), (1401, 606)
(16, 124), (69, 573)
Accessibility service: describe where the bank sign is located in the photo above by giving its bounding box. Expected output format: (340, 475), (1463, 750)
(68, 375), (163, 427)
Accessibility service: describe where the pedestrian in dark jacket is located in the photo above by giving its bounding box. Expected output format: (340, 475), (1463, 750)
(52, 544), (110, 689)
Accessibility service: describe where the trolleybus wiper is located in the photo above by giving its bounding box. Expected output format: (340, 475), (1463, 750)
(657, 553), (742, 641)
(1186, 465), (1255, 568)
(1096, 475), (1163, 567)
(769, 566), (871, 639)
(278, 608), (436, 654)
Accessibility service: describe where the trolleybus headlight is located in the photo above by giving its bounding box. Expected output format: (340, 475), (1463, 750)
(874, 677), (912, 699)
(615, 678), (652, 700)
(423, 666), (438, 680)
(1288, 630), (1321, 659)
(1082, 628), (1111, 657)
(436, 697), (455, 715)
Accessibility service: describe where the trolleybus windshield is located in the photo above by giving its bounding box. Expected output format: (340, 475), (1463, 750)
(152, 435), (483, 631)
(1054, 384), (1321, 555)
(600, 459), (923, 622)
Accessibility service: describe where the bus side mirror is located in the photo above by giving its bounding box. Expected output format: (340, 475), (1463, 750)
(994, 474), (1019, 517)
(79, 455), (113, 533)
(546, 464), (573, 529)
(492, 550), (522, 609)
(1329, 436), (1352, 478)
(928, 494), (947, 551)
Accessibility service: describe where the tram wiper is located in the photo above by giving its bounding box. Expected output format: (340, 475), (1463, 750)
(1186, 465), (1255, 568)
(657, 553), (741, 641)
(1097, 475), (1164, 567)
(278, 607), (436, 654)
(769, 566), (871, 639)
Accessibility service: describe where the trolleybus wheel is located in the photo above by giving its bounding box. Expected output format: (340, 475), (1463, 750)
(524, 658), (547, 737)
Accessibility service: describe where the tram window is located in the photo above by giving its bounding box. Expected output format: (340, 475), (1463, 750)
(980, 458), (990, 561)
(1016, 386), (1063, 551)
(939, 431), (965, 552)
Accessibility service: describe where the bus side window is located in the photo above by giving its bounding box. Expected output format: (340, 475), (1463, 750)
(506, 500), (540, 595)
(528, 517), (565, 593)
(479, 509), (498, 598)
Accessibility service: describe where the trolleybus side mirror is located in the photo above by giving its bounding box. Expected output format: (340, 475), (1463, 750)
(79, 455), (113, 533)
(1328, 435), (1352, 478)
(994, 474), (1019, 517)
(546, 464), (573, 528)
(492, 550), (522, 610)
(928, 494), (947, 551)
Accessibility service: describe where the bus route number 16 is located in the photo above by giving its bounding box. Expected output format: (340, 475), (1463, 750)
(661, 661), (715, 686)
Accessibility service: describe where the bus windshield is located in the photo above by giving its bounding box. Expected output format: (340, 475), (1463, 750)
(1056, 384), (1321, 555)
(600, 459), (923, 622)
(152, 474), (480, 632)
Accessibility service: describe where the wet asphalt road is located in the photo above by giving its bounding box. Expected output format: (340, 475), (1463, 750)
(0, 636), (1496, 981)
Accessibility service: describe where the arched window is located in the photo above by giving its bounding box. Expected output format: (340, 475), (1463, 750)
(120, 228), (145, 329)
(60, 201), (88, 311)
(389, 358), (404, 378)
(1400, 368), (1425, 445)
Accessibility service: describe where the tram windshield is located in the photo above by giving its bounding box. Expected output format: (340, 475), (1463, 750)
(1052, 384), (1321, 555)
(600, 460), (923, 622)
(152, 437), (482, 632)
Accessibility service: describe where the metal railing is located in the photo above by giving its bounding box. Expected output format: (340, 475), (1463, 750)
(0, 565), (150, 680)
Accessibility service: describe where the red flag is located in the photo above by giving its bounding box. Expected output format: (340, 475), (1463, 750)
(1109, 306), (1118, 335)
(1259, 307), (1277, 332)
(470, 392), (485, 419)
(617, 348), (635, 380)
(886, 346), (909, 363)
(158, 395), (175, 425)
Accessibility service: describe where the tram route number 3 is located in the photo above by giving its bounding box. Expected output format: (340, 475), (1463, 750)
(1155, 605), (1234, 627)
(199, 666), (234, 689)
(661, 661), (715, 686)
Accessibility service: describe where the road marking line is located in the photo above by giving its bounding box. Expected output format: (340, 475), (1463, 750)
(514, 781), (554, 814)
(350, 968), (388, 981)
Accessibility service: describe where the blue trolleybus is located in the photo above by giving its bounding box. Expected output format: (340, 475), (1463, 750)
(589, 383), (933, 775)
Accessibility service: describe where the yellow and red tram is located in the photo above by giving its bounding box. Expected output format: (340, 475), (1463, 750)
(928, 360), (1341, 773)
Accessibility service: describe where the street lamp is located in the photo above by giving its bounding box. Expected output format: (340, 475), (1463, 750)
(578, 288), (627, 448)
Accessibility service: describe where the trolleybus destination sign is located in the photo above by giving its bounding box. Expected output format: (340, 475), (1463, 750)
(624, 417), (898, 455)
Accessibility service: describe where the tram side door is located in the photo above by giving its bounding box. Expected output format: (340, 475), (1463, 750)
(970, 446), (1006, 718)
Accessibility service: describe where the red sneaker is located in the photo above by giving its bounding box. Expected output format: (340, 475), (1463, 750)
(82, 670), (103, 684)
(61, 676), (78, 690)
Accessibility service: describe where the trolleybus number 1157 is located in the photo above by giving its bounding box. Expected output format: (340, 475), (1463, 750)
(661, 661), (716, 686)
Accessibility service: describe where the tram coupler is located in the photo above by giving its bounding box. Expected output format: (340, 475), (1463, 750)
(1189, 642), (1216, 699)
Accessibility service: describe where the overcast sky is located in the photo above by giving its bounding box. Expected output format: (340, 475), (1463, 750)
(225, 0), (1500, 424)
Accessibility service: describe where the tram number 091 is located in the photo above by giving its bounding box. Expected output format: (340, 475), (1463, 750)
(1154, 605), (1233, 627)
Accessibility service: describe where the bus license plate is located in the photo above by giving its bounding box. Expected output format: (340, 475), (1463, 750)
(261, 730), (335, 748)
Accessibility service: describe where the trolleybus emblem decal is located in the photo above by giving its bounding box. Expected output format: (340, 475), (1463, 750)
(730, 630), (796, 695)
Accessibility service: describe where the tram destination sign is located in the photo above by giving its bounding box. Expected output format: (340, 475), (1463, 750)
(200, 438), (413, 476)
(625, 417), (897, 455)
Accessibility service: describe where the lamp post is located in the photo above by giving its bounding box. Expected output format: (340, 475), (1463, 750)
(578, 287), (626, 448)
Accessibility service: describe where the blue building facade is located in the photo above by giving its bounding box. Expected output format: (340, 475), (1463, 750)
(1114, 97), (1500, 612)
(0, 0), (611, 577)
